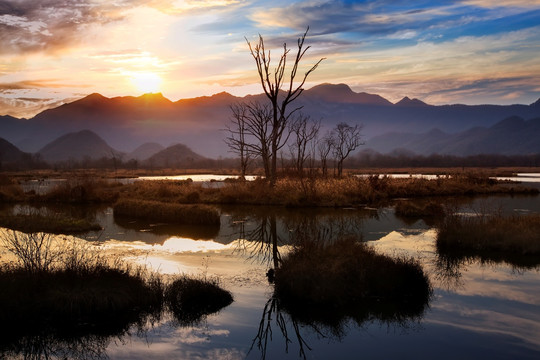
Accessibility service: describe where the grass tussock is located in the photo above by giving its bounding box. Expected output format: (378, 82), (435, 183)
(0, 213), (101, 234)
(113, 199), (220, 225)
(394, 200), (446, 218)
(0, 175), (25, 202)
(0, 231), (164, 337)
(33, 178), (120, 204)
(274, 237), (432, 324)
(437, 213), (540, 256)
(164, 275), (233, 325)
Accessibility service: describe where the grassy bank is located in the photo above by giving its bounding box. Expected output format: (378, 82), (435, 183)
(273, 237), (432, 325)
(437, 213), (540, 257)
(0, 213), (101, 234)
(113, 199), (220, 225)
(0, 230), (233, 342)
(116, 173), (537, 207)
(2, 171), (538, 209)
(0, 231), (164, 337)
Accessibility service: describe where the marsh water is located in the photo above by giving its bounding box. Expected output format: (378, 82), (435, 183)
(2, 183), (540, 359)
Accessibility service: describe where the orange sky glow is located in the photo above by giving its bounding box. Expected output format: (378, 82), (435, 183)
(1, 0), (540, 118)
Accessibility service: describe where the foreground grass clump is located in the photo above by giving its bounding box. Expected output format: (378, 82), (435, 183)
(0, 231), (164, 337)
(274, 238), (432, 324)
(0, 213), (101, 234)
(437, 213), (540, 256)
(164, 275), (233, 325)
(113, 199), (220, 225)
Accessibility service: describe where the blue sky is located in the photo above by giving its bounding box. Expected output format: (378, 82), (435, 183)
(1, 0), (539, 117)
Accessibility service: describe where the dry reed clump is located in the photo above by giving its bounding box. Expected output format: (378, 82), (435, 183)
(394, 200), (446, 218)
(113, 199), (220, 225)
(0, 231), (164, 336)
(36, 178), (120, 203)
(437, 213), (540, 255)
(0, 212), (101, 234)
(274, 237), (432, 321)
(121, 180), (206, 204)
(0, 175), (25, 202)
(164, 275), (233, 325)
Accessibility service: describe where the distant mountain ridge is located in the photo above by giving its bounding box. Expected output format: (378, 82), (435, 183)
(365, 116), (540, 155)
(38, 130), (123, 163)
(1, 83), (540, 158)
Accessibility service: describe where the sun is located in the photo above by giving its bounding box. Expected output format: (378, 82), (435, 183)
(131, 72), (162, 93)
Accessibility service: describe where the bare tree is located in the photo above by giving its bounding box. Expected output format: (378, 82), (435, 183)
(246, 27), (324, 185)
(331, 122), (364, 177)
(225, 103), (252, 179)
(289, 114), (320, 176)
(317, 131), (334, 177)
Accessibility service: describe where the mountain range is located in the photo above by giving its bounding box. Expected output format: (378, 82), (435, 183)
(1, 83), (540, 160)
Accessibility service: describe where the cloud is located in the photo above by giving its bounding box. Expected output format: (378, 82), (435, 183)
(0, 0), (138, 54)
(249, 0), (459, 38)
(0, 95), (75, 118)
(0, 79), (89, 91)
(462, 0), (540, 8)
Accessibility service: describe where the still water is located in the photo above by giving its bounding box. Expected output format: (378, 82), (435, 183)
(1, 194), (540, 359)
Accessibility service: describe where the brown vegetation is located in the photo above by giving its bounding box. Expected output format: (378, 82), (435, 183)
(113, 199), (220, 225)
(0, 213), (101, 234)
(273, 237), (432, 324)
(437, 213), (540, 256)
(164, 275), (233, 325)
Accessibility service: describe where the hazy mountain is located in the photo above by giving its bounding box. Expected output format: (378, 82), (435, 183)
(126, 142), (165, 161)
(2, 83), (540, 158)
(145, 143), (210, 168)
(303, 83), (393, 106)
(395, 97), (429, 107)
(365, 116), (540, 156)
(38, 130), (122, 163)
(0, 137), (29, 163)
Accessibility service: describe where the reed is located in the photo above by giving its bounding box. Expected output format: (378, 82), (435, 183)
(164, 275), (233, 325)
(274, 237), (432, 323)
(0, 213), (101, 234)
(0, 231), (164, 336)
(437, 213), (540, 255)
(113, 199), (220, 225)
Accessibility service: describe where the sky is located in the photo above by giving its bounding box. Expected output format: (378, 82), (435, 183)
(1, 0), (540, 118)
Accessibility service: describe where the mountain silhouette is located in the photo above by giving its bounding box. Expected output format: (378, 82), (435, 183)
(38, 130), (122, 163)
(145, 143), (209, 168)
(0, 137), (29, 163)
(127, 142), (165, 161)
(365, 116), (540, 155)
(1, 83), (540, 158)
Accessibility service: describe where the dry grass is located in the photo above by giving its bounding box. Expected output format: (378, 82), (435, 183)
(394, 200), (446, 218)
(113, 199), (220, 225)
(0, 231), (164, 337)
(437, 213), (540, 256)
(164, 275), (233, 325)
(0, 212), (101, 234)
(274, 237), (432, 324)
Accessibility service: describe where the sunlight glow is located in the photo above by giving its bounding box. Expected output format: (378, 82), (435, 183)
(131, 72), (162, 93)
